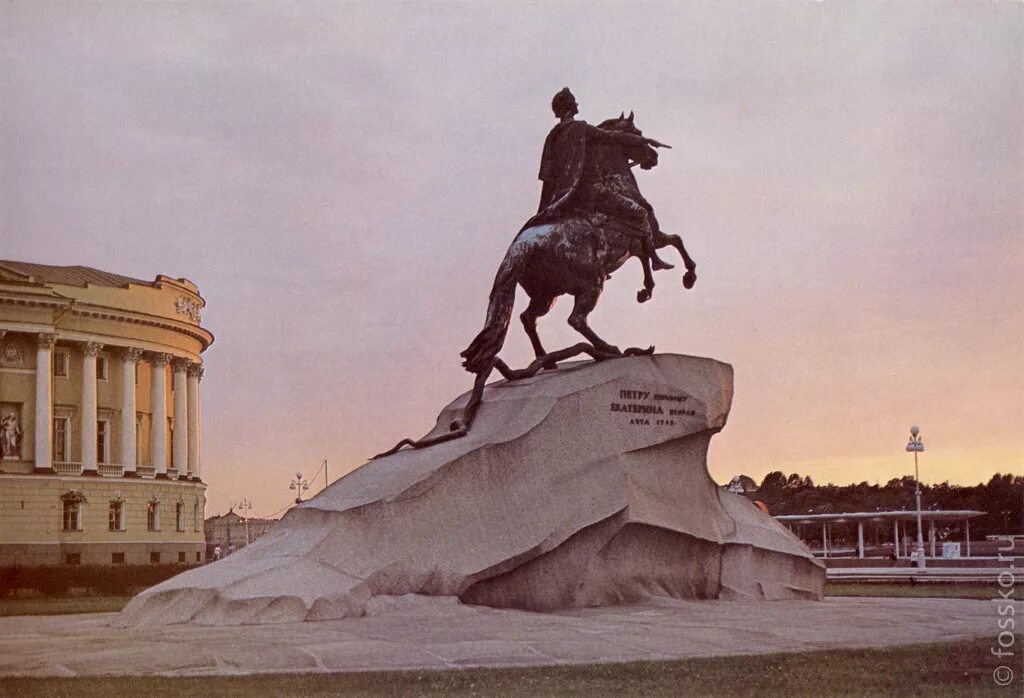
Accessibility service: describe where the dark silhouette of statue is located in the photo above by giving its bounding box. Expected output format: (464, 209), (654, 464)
(532, 87), (673, 274)
(377, 90), (698, 458)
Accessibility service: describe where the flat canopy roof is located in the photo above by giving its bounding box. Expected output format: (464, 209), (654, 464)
(775, 510), (986, 524)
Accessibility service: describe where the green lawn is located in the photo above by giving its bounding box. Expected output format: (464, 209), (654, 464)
(1, 636), (1018, 697)
(826, 582), (1023, 600)
(0, 595), (131, 617)
(1, 581), (1015, 617)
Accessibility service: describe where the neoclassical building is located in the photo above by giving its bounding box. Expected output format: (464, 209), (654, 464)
(0, 260), (213, 567)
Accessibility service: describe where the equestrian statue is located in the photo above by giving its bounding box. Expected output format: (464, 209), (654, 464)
(376, 88), (697, 457)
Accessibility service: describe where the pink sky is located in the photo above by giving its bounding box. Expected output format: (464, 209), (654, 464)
(3, 2), (1021, 517)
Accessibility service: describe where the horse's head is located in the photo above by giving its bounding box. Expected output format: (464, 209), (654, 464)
(598, 111), (658, 170)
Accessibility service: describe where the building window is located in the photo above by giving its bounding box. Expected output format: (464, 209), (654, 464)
(176, 502), (185, 532)
(53, 350), (69, 377)
(194, 501), (202, 531)
(178, 551), (186, 563)
(65, 553), (81, 565)
(150, 552), (160, 564)
(62, 499), (82, 532)
(96, 355), (108, 381)
(134, 362), (140, 385)
(195, 551), (201, 562)
(109, 500), (124, 531)
(112, 552), (125, 565)
(147, 501), (160, 531)
(53, 417), (69, 462)
(97, 419), (110, 463)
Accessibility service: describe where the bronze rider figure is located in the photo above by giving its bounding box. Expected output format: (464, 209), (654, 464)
(534, 87), (673, 272)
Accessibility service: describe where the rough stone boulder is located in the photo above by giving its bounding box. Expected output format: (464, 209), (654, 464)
(117, 353), (824, 627)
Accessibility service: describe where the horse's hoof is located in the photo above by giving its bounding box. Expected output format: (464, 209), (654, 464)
(637, 289), (651, 303)
(683, 270), (697, 289)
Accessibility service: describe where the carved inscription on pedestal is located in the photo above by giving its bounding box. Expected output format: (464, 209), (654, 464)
(609, 389), (699, 427)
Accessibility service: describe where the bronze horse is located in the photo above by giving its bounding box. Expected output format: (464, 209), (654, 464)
(461, 114), (695, 371)
(376, 114), (696, 457)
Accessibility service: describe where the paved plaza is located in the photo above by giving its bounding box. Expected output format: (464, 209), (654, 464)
(0, 596), (998, 677)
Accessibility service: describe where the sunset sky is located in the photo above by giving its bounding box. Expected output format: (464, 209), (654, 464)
(3, 2), (1021, 517)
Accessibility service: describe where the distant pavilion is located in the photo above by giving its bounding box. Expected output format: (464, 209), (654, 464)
(775, 510), (986, 559)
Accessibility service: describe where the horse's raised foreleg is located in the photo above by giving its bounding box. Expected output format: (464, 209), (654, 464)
(636, 250), (655, 304)
(655, 230), (696, 271)
(568, 286), (620, 355)
(655, 230), (697, 288)
(520, 295), (557, 366)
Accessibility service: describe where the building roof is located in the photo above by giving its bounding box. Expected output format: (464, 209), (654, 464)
(205, 510), (279, 524)
(206, 510), (241, 522)
(775, 510), (986, 524)
(0, 260), (156, 289)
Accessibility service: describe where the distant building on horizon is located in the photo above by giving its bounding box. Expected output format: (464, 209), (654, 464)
(205, 509), (277, 553)
(0, 260), (213, 567)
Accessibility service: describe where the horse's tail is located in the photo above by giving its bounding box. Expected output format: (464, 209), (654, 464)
(460, 243), (530, 374)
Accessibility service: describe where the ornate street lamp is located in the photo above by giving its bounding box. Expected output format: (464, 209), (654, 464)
(906, 425), (926, 569)
(238, 498), (253, 546)
(289, 472), (310, 504)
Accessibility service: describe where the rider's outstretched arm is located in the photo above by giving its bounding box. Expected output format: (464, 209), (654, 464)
(585, 124), (649, 149)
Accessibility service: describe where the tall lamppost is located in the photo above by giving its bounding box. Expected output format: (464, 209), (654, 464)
(906, 425), (926, 569)
(238, 498), (253, 546)
(290, 472), (310, 504)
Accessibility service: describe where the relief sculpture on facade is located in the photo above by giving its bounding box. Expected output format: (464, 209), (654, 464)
(174, 296), (202, 323)
(0, 406), (23, 459)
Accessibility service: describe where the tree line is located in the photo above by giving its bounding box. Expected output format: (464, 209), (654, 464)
(745, 471), (1023, 538)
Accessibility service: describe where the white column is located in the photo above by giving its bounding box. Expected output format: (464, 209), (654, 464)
(196, 366), (204, 480)
(186, 363), (201, 480)
(150, 353), (170, 478)
(120, 347), (143, 477)
(929, 519), (936, 558)
(965, 519), (971, 557)
(171, 358), (188, 479)
(81, 341), (102, 475)
(821, 524), (827, 557)
(34, 333), (56, 473)
(857, 522), (864, 559)
(893, 521), (900, 559)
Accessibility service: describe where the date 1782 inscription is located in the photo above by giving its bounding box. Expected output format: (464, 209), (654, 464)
(609, 389), (698, 426)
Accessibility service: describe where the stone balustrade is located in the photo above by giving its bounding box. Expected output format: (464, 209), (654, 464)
(49, 462), (185, 480)
(97, 463), (124, 477)
(53, 461), (83, 476)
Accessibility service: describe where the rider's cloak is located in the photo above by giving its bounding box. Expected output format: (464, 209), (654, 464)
(523, 119), (592, 232)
